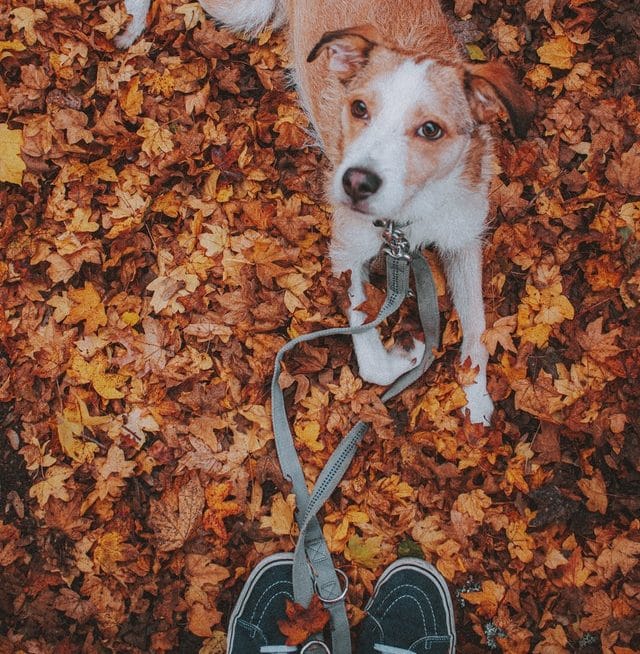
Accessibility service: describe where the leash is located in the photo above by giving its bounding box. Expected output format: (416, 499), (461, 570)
(270, 222), (440, 654)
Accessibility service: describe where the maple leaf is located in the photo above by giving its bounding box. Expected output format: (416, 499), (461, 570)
(137, 118), (174, 157)
(68, 351), (129, 399)
(453, 489), (491, 522)
(54, 588), (96, 623)
(259, 493), (296, 536)
(278, 595), (330, 646)
(202, 481), (243, 541)
(577, 469), (608, 514)
(595, 535), (640, 580)
(10, 7), (47, 46)
(326, 365), (363, 402)
(344, 535), (384, 570)
(490, 18), (522, 54)
(537, 36), (577, 70)
(483, 315), (517, 355)
(64, 282), (108, 334)
(148, 476), (205, 552)
(506, 519), (535, 563)
(580, 590), (612, 632)
(93, 531), (135, 574)
(294, 420), (324, 452)
(94, 5), (130, 39)
(0, 124), (26, 185)
(29, 464), (74, 507)
(462, 580), (505, 617)
(557, 546), (592, 588)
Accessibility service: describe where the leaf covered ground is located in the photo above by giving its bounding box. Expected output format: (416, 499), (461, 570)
(1, 0), (639, 651)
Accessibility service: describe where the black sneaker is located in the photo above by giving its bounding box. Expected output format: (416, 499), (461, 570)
(356, 558), (456, 653)
(226, 553), (330, 654)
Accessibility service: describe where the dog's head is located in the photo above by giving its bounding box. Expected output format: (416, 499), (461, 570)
(308, 26), (535, 219)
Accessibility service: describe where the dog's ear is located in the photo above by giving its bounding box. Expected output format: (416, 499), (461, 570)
(464, 61), (535, 138)
(307, 25), (380, 79)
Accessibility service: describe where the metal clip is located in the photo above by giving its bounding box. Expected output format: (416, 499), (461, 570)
(313, 568), (349, 604)
(301, 641), (331, 653)
(375, 219), (412, 262)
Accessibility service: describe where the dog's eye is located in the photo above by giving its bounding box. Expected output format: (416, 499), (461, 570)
(417, 121), (444, 140)
(350, 100), (368, 119)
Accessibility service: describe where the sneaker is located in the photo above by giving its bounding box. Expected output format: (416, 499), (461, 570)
(356, 558), (456, 653)
(226, 553), (330, 654)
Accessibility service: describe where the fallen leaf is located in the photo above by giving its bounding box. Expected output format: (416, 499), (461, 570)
(278, 595), (330, 646)
(0, 124), (26, 185)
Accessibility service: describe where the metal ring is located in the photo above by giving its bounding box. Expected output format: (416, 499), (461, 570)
(314, 568), (349, 604)
(300, 640), (331, 653)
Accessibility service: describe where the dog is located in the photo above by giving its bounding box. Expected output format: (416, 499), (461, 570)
(116, 0), (534, 425)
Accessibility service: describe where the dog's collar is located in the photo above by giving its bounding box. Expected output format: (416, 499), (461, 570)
(373, 219), (412, 262)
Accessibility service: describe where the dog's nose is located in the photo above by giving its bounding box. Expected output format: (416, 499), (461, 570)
(342, 167), (382, 202)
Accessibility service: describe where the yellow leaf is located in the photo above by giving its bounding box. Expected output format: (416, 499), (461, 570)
(68, 352), (128, 399)
(537, 36), (577, 70)
(29, 465), (74, 507)
(465, 44), (487, 61)
(57, 414), (99, 463)
(294, 420), (324, 452)
(0, 40), (27, 54)
(64, 282), (108, 334)
(344, 535), (384, 570)
(259, 493), (296, 536)
(0, 124), (26, 185)
(93, 531), (131, 573)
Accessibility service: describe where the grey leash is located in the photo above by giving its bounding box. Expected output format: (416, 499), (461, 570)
(270, 223), (440, 654)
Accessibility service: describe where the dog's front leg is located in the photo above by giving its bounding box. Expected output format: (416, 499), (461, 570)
(331, 222), (425, 386)
(442, 243), (494, 425)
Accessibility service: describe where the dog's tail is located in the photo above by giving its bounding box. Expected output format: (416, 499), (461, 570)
(115, 0), (285, 49)
(199, 0), (286, 36)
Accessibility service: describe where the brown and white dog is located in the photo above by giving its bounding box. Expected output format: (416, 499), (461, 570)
(116, 0), (534, 424)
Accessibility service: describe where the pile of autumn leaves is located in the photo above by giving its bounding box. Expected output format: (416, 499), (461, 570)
(1, 0), (639, 652)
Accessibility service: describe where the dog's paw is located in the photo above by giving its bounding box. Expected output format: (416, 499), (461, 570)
(358, 339), (425, 386)
(463, 382), (494, 426)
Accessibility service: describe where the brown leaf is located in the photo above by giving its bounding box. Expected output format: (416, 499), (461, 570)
(148, 476), (205, 552)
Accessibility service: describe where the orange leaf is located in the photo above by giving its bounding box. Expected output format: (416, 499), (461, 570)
(278, 595), (330, 646)
(64, 282), (107, 334)
(203, 481), (243, 541)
